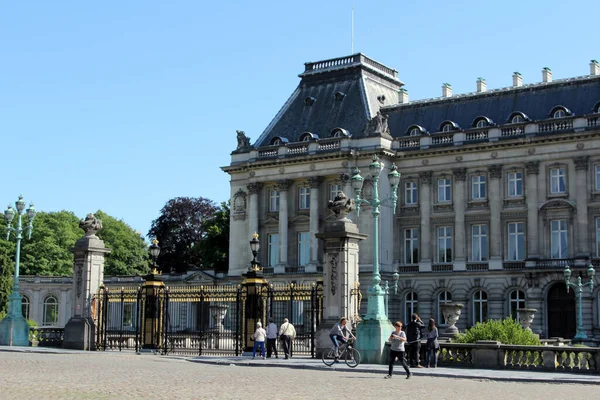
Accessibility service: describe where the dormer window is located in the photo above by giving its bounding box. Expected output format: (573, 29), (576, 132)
(550, 106), (571, 119)
(299, 132), (318, 142)
(269, 136), (289, 146)
(406, 125), (426, 136)
(476, 120), (487, 128)
(594, 102), (600, 113)
(439, 121), (459, 133)
(472, 116), (494, 129)
(507, 111), (529, 124)
(304, 96), (316, 106)
(442, 124), (452, 132)
(331, 127), (350, 138)
(334, 92), (346, 101)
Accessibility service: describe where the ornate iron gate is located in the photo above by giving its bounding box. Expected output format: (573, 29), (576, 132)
(95, 280), (323, 357)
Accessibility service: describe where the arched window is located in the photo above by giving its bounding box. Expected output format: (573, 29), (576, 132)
(553, 109), (566, 119)
(272, 138), (281, 146)
(405, 292), (418, 323)
(21, 295), (30, 320)
(511, 114), (524, 124)
(409, 128), (421, 136)
(43, 295), (59, 326)
(472, 290), (488, 325)
(509, 290), (526, 319)
(442, 123), (453, 132)
(438, 291), (452, 325)
(476, 119), (487, 128)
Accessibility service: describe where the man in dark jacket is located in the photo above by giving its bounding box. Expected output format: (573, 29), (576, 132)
(405, 313), (424, 367)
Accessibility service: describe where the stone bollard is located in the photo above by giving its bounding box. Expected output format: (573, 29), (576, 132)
(472, 340), (503, 369)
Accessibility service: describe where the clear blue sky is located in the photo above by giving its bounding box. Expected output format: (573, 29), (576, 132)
(1, 1), (597, 237)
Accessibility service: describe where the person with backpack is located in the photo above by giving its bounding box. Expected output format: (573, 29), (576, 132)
(405, 313), (424, 367)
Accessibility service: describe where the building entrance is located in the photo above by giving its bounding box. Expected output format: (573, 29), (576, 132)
(547, 283), (576, 339)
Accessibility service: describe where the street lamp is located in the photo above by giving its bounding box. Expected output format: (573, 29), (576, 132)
(351, 155), (401, 320)
(0, 195), (36, 346)
(149, 239), (161, 274)
(249, 232), (261, 272)
(564, 263), (595, 340)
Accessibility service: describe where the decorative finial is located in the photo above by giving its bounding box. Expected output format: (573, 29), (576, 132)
(152, 238), (159, 245)
(252, 232), (259, 240)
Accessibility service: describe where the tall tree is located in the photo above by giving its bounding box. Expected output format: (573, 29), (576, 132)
(94, 210), (149, 276)
(0, 238), (15, 315)
(193, 202), (229, 273)
(148, 197), (218, 273)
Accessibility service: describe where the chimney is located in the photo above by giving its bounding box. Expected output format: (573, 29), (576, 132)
(512, 72), (522, 87)
(542, 67), (552, 83)
(476, 77), (486, 93)
(590, 60), (599, 76)
(399, 88), (409, 103)
(442, 83), (452, 98)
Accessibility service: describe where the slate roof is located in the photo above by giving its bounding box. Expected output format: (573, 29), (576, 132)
(384, 75), (600, 137)
(253, 54), (403, 147)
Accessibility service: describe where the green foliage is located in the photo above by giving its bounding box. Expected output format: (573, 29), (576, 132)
(20, 211), (82, 276)
(148, 197), (219, 273)
(0, 232), (16, 314)
(193, 202), (229, 273)
(94, 210), (149, 276)
(453, 317), (541, 346)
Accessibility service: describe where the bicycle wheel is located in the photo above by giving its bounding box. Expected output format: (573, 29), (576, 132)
(322, 348), (336, 366)
(345, 348), (361, 368)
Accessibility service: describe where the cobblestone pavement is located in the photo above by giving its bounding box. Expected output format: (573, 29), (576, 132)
(1, 352), (600, 400)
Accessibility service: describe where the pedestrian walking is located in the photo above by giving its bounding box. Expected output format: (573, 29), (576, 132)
(266, 318), (279, 358)
(406, 313), (424, 367)
(425, 318), (440, 368)
(385, 321), (411, 379)
(251, 322), (266, 359)
(279, 318), (296, 359)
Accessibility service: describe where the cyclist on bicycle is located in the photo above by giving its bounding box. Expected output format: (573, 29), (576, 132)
(329, 317), (356, 361)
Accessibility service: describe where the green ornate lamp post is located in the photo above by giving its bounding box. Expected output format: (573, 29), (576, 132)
(351, 155), (400, 363)
(564, 264), (595, 340)
(0, 195), (36, 346)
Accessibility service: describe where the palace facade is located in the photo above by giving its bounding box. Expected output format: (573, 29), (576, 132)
(222, 54), (600, 339)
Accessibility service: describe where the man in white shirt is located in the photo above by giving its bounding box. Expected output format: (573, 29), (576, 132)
(266, 318), (279, 358)
(279, 318), (296, 359)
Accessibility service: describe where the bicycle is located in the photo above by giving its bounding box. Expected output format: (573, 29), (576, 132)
(322, 339), (361, 368)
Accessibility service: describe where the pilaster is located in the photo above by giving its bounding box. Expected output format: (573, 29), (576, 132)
(418, 171), (432, 272)
(277, 180), (291, 270)
(307, 176), (323, 272)
(489, 165), (503, 269)
(574, 156), (590, 257)
(525, 161), (540, 260)
(453, 168), (466, 271)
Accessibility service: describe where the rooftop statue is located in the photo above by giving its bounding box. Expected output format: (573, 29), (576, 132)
(235, 130), (252, 151)
(364, 111), (390, 137)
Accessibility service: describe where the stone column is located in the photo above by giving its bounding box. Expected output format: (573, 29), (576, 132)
(574, 156), (590, 258)
(418, 171), (432, 272)
(64, 214), (111, 350)
(488, 165), (503, 270)
(246, 183), (262, 242)
(453, 168), (467, 271)
(276, 180), (291, 273)
(315, 202), (367, 359)
(307, 176), (323, 273)
(525, 161), (540, 262)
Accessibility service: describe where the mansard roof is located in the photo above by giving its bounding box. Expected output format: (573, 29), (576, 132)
(253, 54), (403, 147)
(384, 75), (600, 137)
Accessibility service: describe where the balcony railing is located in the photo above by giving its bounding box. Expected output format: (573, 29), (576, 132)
(397, 265), (419, 273)
(588, 117), (599, 127)
(431, 134), (454, 146)
(465, 130), (488, 141)
(432, 264), (453, 272)
(538, 119), (573, 133)
(258, 148), (278, 158)
(535, 258), (575, 268)
(397, 138), (420, 149)
(466, 262), (489, 271)
(317, 138), (341, 151)
(287, 144), (308, 155)
(500, 125), (526, 137)
(503, 261), (525, 270)
(285, 266), (305, 274)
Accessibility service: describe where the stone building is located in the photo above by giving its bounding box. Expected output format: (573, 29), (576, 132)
(222, 53), (600, 339)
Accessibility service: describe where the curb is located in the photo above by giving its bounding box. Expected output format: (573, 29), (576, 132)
(186, 358), (600, 385)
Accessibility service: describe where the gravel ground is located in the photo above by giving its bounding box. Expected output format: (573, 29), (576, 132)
(1, 351), (599, 400)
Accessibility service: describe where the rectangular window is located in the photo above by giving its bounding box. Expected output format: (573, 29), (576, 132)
(507, 172), (523, 197)
(404, 228), (419, 264)
(437, 178), (451, 202)
(550, 219), (568, 259)
(507, 222), (526, 261)
(269, 190), (280, 212)
(299, 187), (310, 209)
(471, 224), (488, 261)
(471, 175), (487, 200)
(437, 226), (452, 263)
(329, 184), (343, 201)
(268, 234), (279, 267)
(550, 168), (566, 194)
(596, 165), (600, 191)
(297, 232), (310, 266)
(404, 181), (418, 205)
(123, 303), (134, 328)
(597, 218), (600, 257)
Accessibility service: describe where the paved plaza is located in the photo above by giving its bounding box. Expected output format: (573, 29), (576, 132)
(1, 350), (600, 399)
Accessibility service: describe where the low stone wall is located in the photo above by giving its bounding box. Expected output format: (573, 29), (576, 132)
(386, 340), (600, 373)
